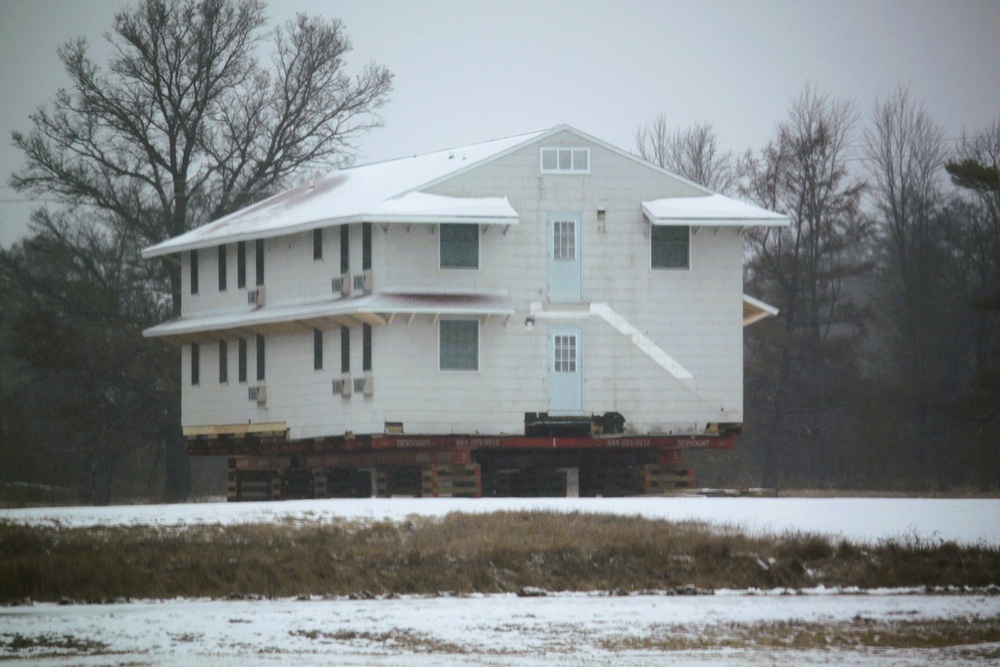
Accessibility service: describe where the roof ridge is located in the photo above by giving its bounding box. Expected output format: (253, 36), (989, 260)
(347, 126), (554, 171)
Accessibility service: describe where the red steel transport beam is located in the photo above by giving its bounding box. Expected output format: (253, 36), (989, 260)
(189, 433), (736, 457)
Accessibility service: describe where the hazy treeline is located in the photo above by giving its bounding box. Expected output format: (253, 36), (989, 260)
(639, 86), (999, 490)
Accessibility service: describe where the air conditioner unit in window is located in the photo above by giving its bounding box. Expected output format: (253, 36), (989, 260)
(333, 377), (352, 397)
(248, 287), (266, 308)
(353, 270), (373, 294)
(249, 385), (266, 404)
(332, 273), (351, 297)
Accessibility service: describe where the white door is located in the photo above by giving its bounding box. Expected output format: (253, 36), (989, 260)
(548, 326), (583, 414)
(547, 212), (582, 302)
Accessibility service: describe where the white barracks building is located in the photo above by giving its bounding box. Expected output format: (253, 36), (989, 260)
(143, 126), (786, 499)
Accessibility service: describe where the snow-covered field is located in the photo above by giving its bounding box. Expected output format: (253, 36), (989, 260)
(3, 497), (999, 665)
(4, 496), (1000, 544)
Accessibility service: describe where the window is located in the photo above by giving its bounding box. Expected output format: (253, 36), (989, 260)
(362, 323), (372, 372)
(440, 224), (479, 269)
(439, 320), (478, 371)
(651, 226), (690, 270)
(238, 338), (247, 383)
(313, 328), (323, 370)
(256, 334), (265, 382)
(237, 241), (246, 289)
(313, 228), (323, 260)
(340, 225), (349, 274)
(190, 249), (199, 295)
(540, 147), (590, 174)
(190, 343), (200, 385)
(255, 239), (265, 286)
(340, 326), (350, 373)
(362, 222), (372, 271)
(553, 220), (576, 260)
(553, 334), (577, 373)
(218, 245), (227, 291)
(219, 340), (228, 383)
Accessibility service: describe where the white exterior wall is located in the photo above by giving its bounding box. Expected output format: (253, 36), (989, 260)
(180, 131), (745, 438)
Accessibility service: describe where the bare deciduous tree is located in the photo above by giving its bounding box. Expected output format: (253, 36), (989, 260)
(9, 0), (393, 500)
(864, 85), (946, 293)
(739, 85), (871, 486)
(634, 113), (736, 193)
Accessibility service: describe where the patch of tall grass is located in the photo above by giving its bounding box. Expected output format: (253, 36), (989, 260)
(1, 511), (997, 602)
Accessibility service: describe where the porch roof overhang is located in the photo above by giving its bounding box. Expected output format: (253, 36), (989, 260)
(142, 193), (519, 259)
(143, 291), (516, 344)
(642, 194), (790, 228)
(743, 294), (780, 327)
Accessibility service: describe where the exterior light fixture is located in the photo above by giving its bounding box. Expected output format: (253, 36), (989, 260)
(525, 317), (535, 331)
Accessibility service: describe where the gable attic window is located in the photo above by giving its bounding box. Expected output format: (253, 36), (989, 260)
(439, 319), (479, 371)
(440, 224), (479, 269)
(540, 147), (590, 174)
(651, 225), (690, 270)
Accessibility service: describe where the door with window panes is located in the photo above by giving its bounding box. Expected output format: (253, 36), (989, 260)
(548, 326), (583, 414)
(546, 211), (582, 302)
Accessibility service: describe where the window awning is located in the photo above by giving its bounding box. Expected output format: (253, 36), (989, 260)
(743, 294), (779, 327)
(642, 194), (789, 227)
(143, 291), (516, 344)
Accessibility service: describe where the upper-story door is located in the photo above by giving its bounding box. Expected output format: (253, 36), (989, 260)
(547, 211), (582, 302)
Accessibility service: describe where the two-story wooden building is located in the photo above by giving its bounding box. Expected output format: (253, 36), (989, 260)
(143, 125), (786, 499)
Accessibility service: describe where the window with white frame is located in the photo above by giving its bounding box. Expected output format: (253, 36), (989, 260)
(439, 319), (479, 371)
(440, 224), (479, 269)
(540, 147), (589, 174)
(552, 220), (576, 260)
(553, 334), (577, 373)
(651, 225), (690, 270)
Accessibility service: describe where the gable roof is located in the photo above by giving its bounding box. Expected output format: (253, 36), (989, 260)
(142, 124), (787, 259)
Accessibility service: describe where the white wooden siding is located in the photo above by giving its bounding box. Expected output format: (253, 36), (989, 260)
(180, 131), (745, 437)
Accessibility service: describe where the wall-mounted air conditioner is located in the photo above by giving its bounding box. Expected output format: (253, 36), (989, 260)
(248, 385), (267, 404)
(333, 273), (351, 297)
(248, 287), (266, 308)
(354, 375), (374, 397)
(353, 270), (373, 295)
(333, 377), (352, 397)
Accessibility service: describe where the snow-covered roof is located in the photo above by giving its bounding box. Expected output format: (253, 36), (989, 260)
(143, 291), (515, 343)
(142, 130), (548, 259)
(642, 194), (790, 227)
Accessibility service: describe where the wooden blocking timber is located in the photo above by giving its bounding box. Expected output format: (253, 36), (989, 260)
(641, 463), (694, 494)
(313, 470), (328, 499)
(374, 469), (388, 498)
(235, 470), (272, 502)
(421, 463), (482, 498)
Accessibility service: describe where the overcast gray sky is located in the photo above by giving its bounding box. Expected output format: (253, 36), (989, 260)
(1, 0), (998, 248)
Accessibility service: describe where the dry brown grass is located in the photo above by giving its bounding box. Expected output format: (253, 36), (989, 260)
(1, 511), (998, 602)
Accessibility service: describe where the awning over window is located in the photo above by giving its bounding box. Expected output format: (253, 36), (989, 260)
(642, 194), (789, 227)
(143, 291), (516, 344)
(743, 294), (779, 327)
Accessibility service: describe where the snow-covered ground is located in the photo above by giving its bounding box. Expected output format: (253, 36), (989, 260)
(2, 591), (999, 665)
(4, 497), (999, 665)
(3, 496), (1000, 545)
